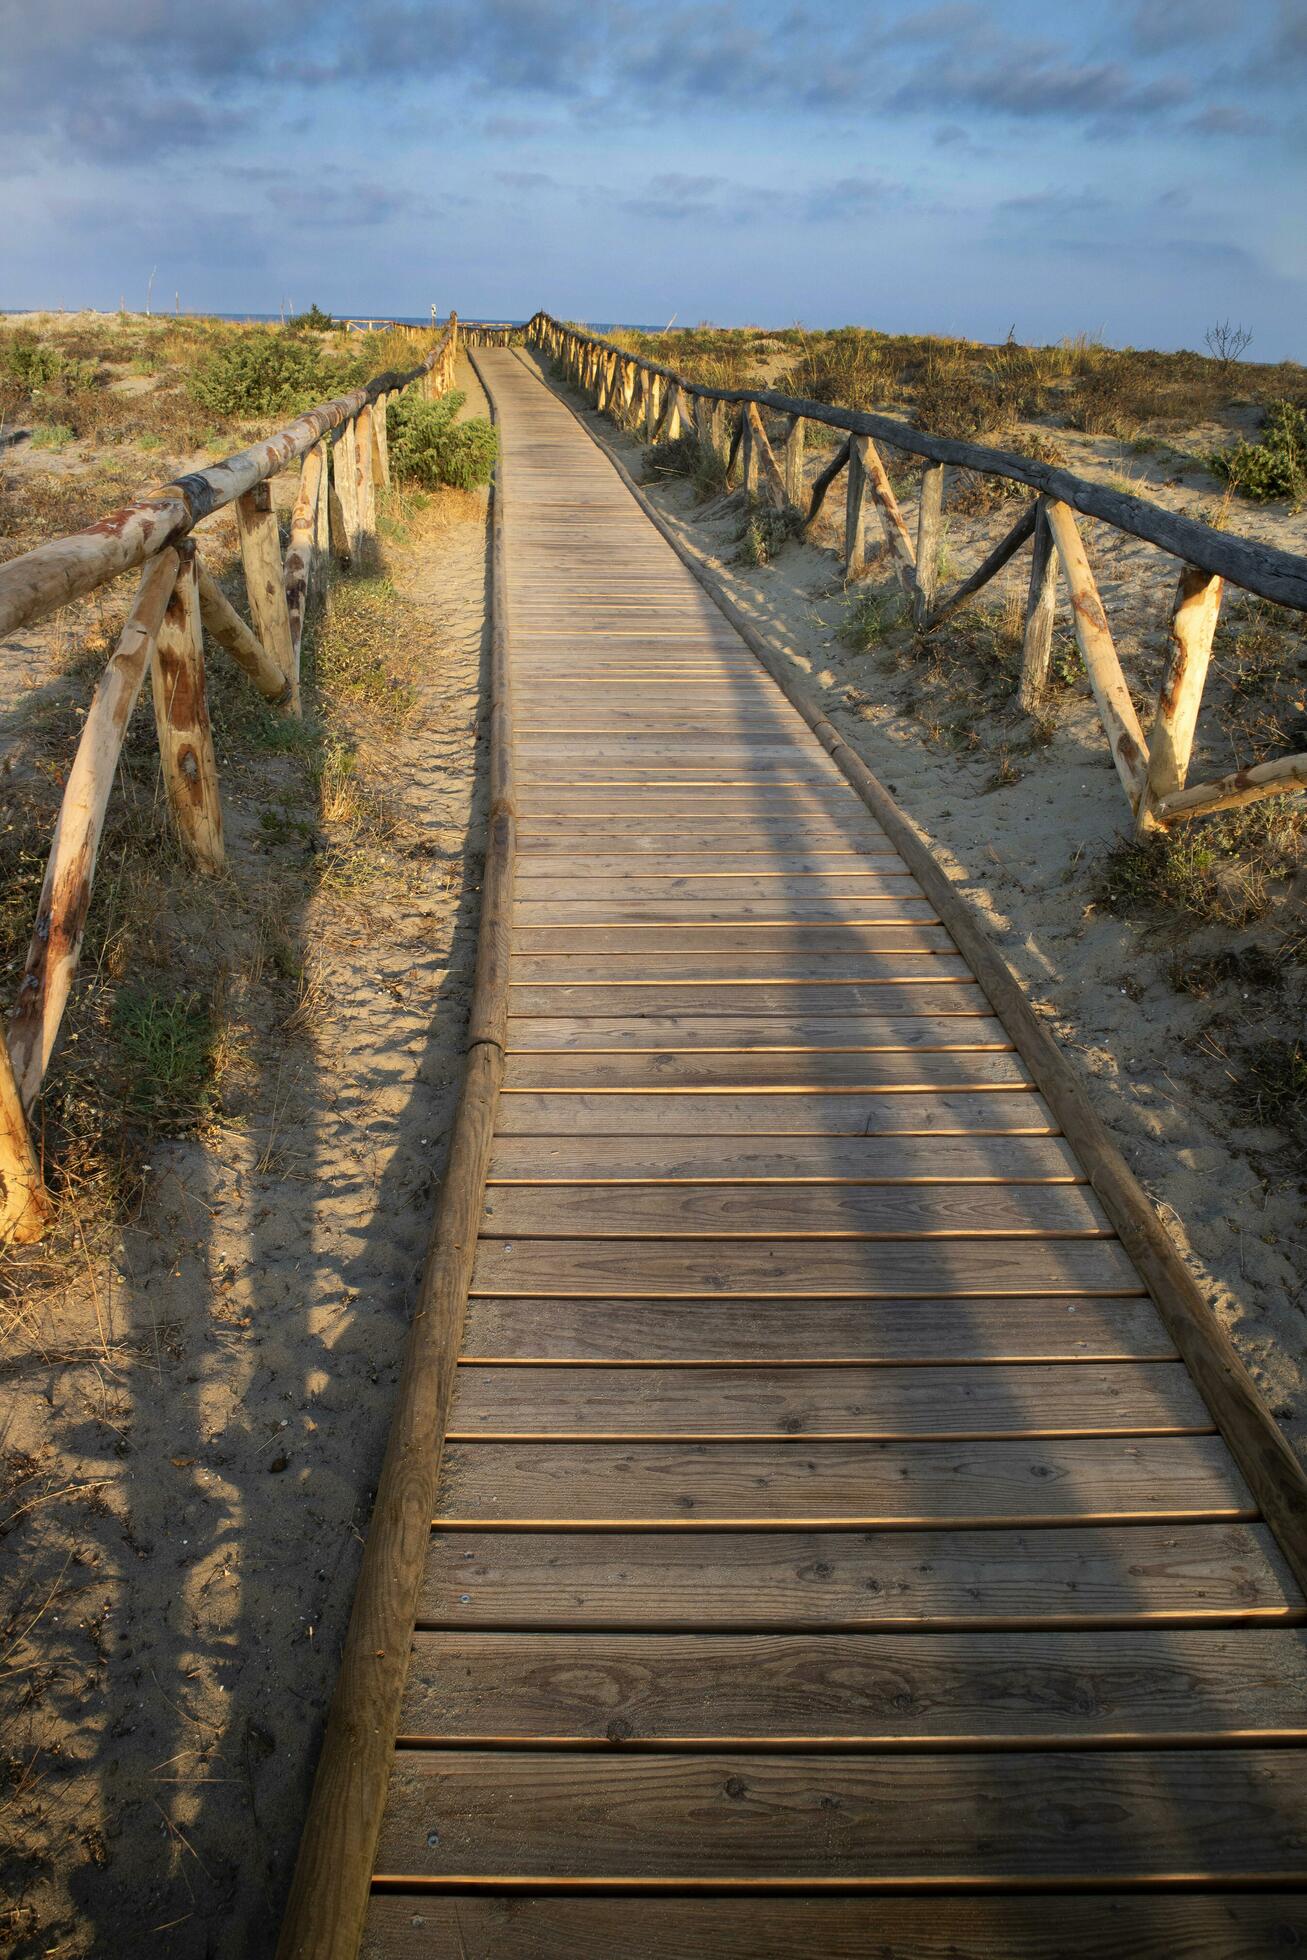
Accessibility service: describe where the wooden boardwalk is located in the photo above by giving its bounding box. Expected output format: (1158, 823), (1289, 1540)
(353, 350), (1307, 1954)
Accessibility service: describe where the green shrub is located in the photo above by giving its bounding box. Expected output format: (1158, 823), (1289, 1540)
(111, 988), (219, 1135)
(287, 302), (335, 331)
(31, 423), (74, 449)
(1209, 401), (1307, 504)
(187, 330), (338, 420)
(386, 390), (497, 490)
(2, 331), (63, 391)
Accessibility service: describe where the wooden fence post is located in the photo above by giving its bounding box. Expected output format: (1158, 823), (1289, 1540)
(845, 436), (869, 576)
(861, 437), (917, 602)
(741, 409), (758, 498)
(371, 394), (390, 488)
(1018, 498), (1060, 712)
(1044, 500), (1150, 811)
(354, 404), (377, 556)
(235, 481), (296, 700)
(0, 1042), (48, 1243)
(197, 563), (293, 707)
(783, 416), (805, 510)
(645, 374), (664, 443)
(150, 543), (224, 872)
(284, 443), (328, 703)
(1135, 565), (1224, 833)
(913, 463), (945, 626)
(746, 404), (787, 509)
(334, 422), (360, 559)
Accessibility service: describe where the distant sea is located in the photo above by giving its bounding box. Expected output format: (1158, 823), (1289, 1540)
(1, 309), (663, 332)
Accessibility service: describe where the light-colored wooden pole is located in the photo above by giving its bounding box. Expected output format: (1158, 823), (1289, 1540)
(862, 435), (917, 601)
(0, 1037), (48, 1244)
(235, 481), (296, 698)
(150, 543), (224, 871)
(741, 407), (758, 498)
(354, 404), (377, 555)
(197, 562), (292, 706)
(845, 436), (869, 577)
(921, 500), (1039, 636)
(1018, 499), (1059, 713)
(746, 404), (787, 509)
(284, 443), (327, 703)
(783, 415), (805, 510)
(1136, 565), (1223, 833)
(334, 420), (361, 556)
(371, 393), (390, 488)
(1154, 749), (1307, 823)
(645, 373), (664, 443)
(8, 548), (179, 1116)
(1045, 499), (1149, 811)
(913, 463), (945, 626)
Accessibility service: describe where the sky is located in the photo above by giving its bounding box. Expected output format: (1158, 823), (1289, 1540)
(1, 0), (1304, 354)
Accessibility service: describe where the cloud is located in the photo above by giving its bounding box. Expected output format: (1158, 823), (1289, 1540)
(1186, 103), (1270, 136)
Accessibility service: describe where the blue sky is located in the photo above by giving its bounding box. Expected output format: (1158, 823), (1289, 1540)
(2, 0), (1304, 353)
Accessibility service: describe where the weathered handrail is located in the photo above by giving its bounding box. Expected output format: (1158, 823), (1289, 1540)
(0, 318), (461, 1241)
(528, 311), (1307, 844)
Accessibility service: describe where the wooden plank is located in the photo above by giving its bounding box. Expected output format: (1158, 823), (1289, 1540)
(512, 900), (940, 925)
(507, 983), (991, 1018)
(495, 1091), (1055, 1135)
(509, 929), (956, 959)
(510, 957), (973, 985)
(478, 1182), (1107, 1240)
(505, 1014), (1010, 1051)
(471, 1239), (1139, 1298)
(438, 1435), (1246, 1525)
(364, 1892), (1307, 1959)
(516, 855), (909, 876)
(500, 1052), (1028, 1091)
(374, 1747), (1307, 1880)
(487, 1135), (1076, 1181)
(420, 1520), (1299, 1628)
(461, 1296), (1174, 1364)
(449, 1361), (1207, 1440)
(514, 875), (923, 900)
(399, 1626), (1307, 1742)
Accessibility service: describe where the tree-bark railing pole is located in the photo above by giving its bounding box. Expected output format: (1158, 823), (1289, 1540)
(333, 421), (361, 560)
(783, 415), (806, 512)
(913, 462), (945, 626)
(1044, 499), (1150, 812)
(235, 481), (296, 704)
(746, 403), (788, 509)
(845, 435), (870, 577)
(806, 438), (851, 529)
(354, 404), (377, 559)
(150, 542), (225, 872)
(371, 393), (390, 489)
(645, 373), (664, 443)
(1135, 565), (1224, 834)
(8, 547), (180, 1115)
(1018, 499), (1060, 713)
(1154, 750), (1307, 824)
(861, 435), (917, 603)
(0, 1039), (48, 1244)
(284, 443), (327, 701)
(197, 561), (292, 707)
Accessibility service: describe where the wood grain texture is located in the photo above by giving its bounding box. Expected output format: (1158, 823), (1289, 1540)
(471, 1237), (1139, 1298)
(420, 1521), (1301, 1628)
(375, 1747), (1307, 1880)
(501, 1050), (1027, 1091)
(399, 1626), (1307, 1741)
(487, 1134), (1078, 1182)
(364, 1893), (1307, 1959)
(505, 1012), (1008, 1051)
(448, 1361), (1208, 1439)
(460, 1296), (1174, 1363)
(495, 1090), (1056, 1135)
(437, 1435), (1250, 1526)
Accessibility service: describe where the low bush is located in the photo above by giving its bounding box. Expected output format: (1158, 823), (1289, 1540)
(1209, 401), (1307, 505)
(386, 390), (497, 491)
(187, 329), (342, 420)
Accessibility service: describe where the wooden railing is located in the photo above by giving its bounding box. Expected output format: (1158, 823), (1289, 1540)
(527, 312), (1307, 837)
(463, 324), (517, 348)
(0, 318), (460, 1243)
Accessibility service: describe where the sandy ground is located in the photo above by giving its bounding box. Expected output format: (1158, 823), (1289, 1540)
(518, 344), (1307, 1463)
(2, 359), (491, 1954)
